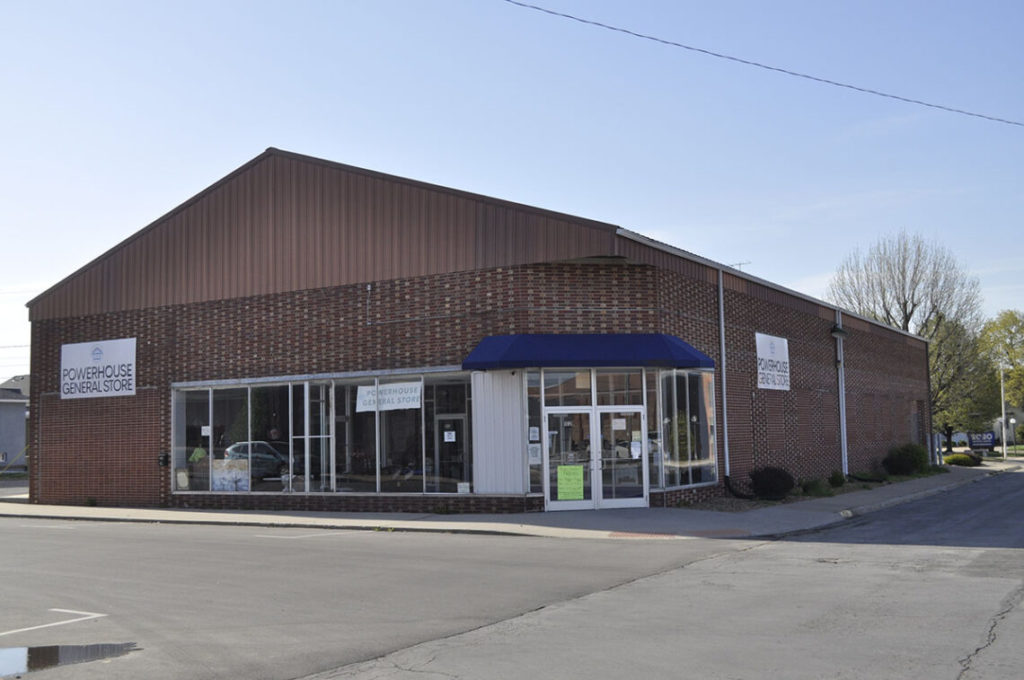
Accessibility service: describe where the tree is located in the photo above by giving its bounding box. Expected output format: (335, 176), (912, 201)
(979, 309), (1024, 409)
(827, 231), (987, 427)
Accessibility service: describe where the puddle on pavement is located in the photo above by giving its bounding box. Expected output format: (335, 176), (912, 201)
(0, 643), (137, 676)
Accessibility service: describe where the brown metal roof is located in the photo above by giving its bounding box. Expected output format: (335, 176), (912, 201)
(27, 149), (622, 320)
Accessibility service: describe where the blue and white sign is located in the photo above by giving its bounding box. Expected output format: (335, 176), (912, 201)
(60, 338), (136, 399)
(755, 333), (790, 391)
(968, 431), (995, 449)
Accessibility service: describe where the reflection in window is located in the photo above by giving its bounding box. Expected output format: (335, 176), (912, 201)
(172, 373), (475, 496)
(250, 385), (290, 491)
(212, 388), (249, 492)
(425, 378), (471, 493)
(527, 371), (542, 493)
(657, 370), (717, 487)
(174, 390), (210, 491)
(379, 379), (424, 493)
(595, 370), (643, 406)
(544, 371), (592, 407)
(334, 381), (376, 493)
(646, 374), (661, 489)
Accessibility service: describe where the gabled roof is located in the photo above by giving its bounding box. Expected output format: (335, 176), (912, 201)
(28, 148), (621, 320)
(0, 375), (29, 398)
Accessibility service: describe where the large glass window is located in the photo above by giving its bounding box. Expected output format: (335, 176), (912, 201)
(660, 373), (687, 488)
(174, 390), (210, 491)
(544, 371), (592, 407)
(689, 373), (717, 484)
(657, 370), (717, 488)
(424, 378), (472, 493)
(307, 383), (332, 491)
(334, 381), (377, 493)
(379, 378), (424, 493)
(527, 370), (542, 493)
(595, 370), (643, 406)
(212, 388), (249, 491)
(250, 385), (290, 491)
(172, 372), (473, 496)
(646, 374), (661, 489)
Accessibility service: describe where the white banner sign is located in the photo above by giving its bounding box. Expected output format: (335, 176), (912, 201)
(755, 333), (790, 391)
(60, 338), (137, 399)
(355, 382), (422, 412)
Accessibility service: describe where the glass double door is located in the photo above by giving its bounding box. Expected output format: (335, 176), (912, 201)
(545, 408), (648, 510)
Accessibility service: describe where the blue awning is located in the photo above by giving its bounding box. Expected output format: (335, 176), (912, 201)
(462, 334), (715, 370)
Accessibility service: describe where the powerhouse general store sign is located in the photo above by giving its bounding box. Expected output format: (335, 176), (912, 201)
(60, 338), (136, 399)
(755, 333), (790, 391)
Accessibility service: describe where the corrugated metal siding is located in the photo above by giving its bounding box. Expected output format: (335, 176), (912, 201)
(722, 271), (824, 317)
(614, 236), (718, 284)
(471, 370), (526, 494)
(30, 150), (619, 320)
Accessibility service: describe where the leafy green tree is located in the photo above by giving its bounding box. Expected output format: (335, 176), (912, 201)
(979, 309), (1024, 409)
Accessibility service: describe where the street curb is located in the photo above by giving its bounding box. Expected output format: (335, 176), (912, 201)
(755, 465), (1017, 540)
(0, 505), (671, 541)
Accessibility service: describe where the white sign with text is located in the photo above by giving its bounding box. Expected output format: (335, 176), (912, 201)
(60, 338), (137, 399)
(755, 333), (790, 391)
(356, 382), (422, 412)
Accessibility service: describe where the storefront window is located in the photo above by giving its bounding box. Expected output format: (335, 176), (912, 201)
(595, 370), (643, 406)
(307, 383), (332, 491)
(379, 378), (424, 493)
(646, 372), (661, 489)
(689, 373), (717, 484)
(174, 390), (210, 491)
(527, 370), (542, 493)
(250, 385), (290, 492)
(212, 388), (249, 492)
(656, 370), (717, 488)
(544, 371), (592, 407)
(334, 381), (377, 493)
(424, 378), (471, 493)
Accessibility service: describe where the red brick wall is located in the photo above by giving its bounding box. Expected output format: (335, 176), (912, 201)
(28, 260), (930, 509)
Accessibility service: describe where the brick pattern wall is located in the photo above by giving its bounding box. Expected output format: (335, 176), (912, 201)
(29, 259), (930, 510)
(842, 319), (931, 474)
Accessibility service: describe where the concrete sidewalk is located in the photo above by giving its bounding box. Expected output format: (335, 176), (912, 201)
(0, 462), (1018, 540)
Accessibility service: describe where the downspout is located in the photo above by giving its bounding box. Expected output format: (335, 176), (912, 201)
(835, 310), (849, 474)
(926, 341), (936, 464)
(718, 269), (730, 478)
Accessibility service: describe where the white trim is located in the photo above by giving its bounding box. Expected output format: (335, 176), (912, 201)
(171, 365), (463, 389)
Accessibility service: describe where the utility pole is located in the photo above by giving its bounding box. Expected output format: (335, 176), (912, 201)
(1001, 366), (1008, 460)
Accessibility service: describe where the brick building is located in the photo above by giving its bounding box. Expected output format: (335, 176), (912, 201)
(27, 149), (931, 512)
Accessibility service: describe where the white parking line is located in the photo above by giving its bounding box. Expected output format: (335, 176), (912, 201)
(0, 609), (107, 638)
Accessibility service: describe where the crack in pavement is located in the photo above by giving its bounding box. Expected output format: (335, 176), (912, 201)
(956, 580), (1024, 679)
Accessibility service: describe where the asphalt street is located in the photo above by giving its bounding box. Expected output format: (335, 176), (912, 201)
(0, 470), (1021, 680)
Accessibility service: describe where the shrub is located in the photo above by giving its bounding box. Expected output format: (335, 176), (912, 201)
(882, 443), (929, 476)
(800, 478), (833, 497)
(749, 466), (795, 500)
(944, 453), (980, 467)
(828, 470), (846, 488)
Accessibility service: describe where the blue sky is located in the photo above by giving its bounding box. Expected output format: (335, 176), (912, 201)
(1, 0), (1022, 379)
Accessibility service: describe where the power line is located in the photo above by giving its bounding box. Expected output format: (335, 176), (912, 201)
(503, 0), (1024, 128)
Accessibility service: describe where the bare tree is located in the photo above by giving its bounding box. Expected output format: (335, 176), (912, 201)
(827, 231), (985, 421)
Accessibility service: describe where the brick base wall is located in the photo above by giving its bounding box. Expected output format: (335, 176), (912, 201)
(171, 492), (544, 514)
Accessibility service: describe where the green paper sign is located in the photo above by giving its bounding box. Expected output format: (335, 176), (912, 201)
(557, 464), (585, 500)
